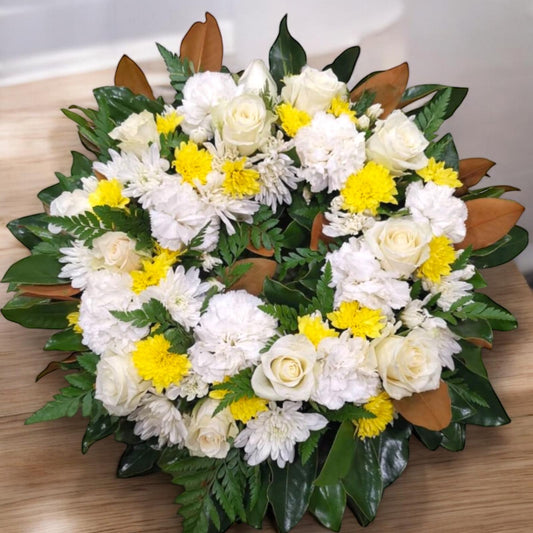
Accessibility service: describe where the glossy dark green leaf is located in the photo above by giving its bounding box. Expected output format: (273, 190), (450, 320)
(446, 380), (479, 422)
(268, 15), (307, 89)
(309, 482), (346, 531)
(114, 419), (143, 445)
(468, 270), (487, 289)
(399, 84), (451, 107)
(413, 426), (442, 450)
(287, 192), (321, 230)
(342, 437), (383, 526)
(82, 414), (119, 453)
(93, 86), (163, 123)
(44, 328), (87, 352)
(425, 133), (459, 170)
(440, 422), (466, 451)
(409, 86), (468, 121)
(268, 451), (317, 533)
(2, 295), (77, 329)
(315, 420), (356, 486)
(280, 220), (307, 249)
(262, 278), (312, 309)
(453, 340), (487, 379)
(6, 213), (50, 249)
(117, 442), (160, 478)
(461, 185), (520, 201)
(470, 293), (517, 331)
(450, 318), (493, 348)
(38, 183), (64, 207)
(471, 226), (528, 269)
(71, 150), (94, 177)
(2, 254), (63, 285)
(246, 464), (270, 529)
(324, 46), (360, 83)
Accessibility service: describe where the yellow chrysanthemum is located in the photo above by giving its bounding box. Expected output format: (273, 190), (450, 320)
(222, 158), (261, 198)
(209, 384), (268, 423)
(354, 392), (395, 440)
(341, 162), (398, 215)
(417, 157), (461, 188)
(172, 140), (213, 187)
(130, 247), (182, 294)
(156, 111), (183, 135)
(328, 96), (358, 124)
(276, 102), (312, 137)
(417, 235), (456, 283)
(132, 334), (191, 393)
(297, 313), (338, 348)
(327, 301), (385, 339)
(88, 178), (129, 209)
(66, 311), (83, 334)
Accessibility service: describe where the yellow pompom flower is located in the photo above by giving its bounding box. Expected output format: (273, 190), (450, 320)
(156, 111), (183, 135)
(417, 157), (461, 188)
(341, 162), (398, 215)
(130, 247), (181, 294)
(172, 140), (213, 187)
(132, 334), (191, 393)
(418, 235), (456, 283)
(88, 178), (129, 209)
(209, 384), (268, 423)
(66, 311), (83, 334)
(354, 392), (395, 440)
(328, 96), (357, 124)
(222, 158), (261, 198)
(297, 312), (338, 348)
(276, 103), (312, 137)
(327, 301), (385, 339)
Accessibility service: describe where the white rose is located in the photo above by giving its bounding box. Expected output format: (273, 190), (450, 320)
(220, 94), (275, 155)
(251, 334), (316, 401)
(92, 231), (142, 273)
(372, 329), (442, 400)
(237, 59), (277, 98)
(109, 109), (160, 157)
(185, 399), (238, 459)
(366, 110), (429, 176)
(364, 217), (432, 277)
(49, 189), (91, 233)
(281, 66), (346, 115)
(94, 351), (150, 416)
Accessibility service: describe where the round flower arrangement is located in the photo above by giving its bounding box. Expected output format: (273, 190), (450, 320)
(2, 13), (528, 533)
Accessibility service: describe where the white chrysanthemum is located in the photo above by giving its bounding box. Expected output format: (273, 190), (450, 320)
(422, 264), (475, 311)
(178, 71), (238, 143)
(419, 318), (460, 369)
(140, 265), (210, 330)
(400, 298), (431, 329)
(295, 112), (366, 192)
(188, 290), (278, 383)
(234, 401), (327, 468)
(166, 371), (210, 402)
(146, 177), (220, 252)
(200, 253), (223, 272)
(311, 332), (380, 409)
(93, 145), (170, 205)
(78, 270), (149, 355)
(251, 132), (300, 211)
(323, 196), (375, 238)
(326, 237), (411, 316)
(405, 181), (468, 243)
(195, 171), (259, 234)
(128, 393), (188, 448)
(58, 240), (99, 289)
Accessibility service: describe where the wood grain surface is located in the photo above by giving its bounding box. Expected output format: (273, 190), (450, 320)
(1, 67), (532, 533)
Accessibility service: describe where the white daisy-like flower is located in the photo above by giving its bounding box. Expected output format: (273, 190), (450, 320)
(128, 393), (188, 448)
(311, 331), (380, 409)
(166, 371), (210, 402)
(400, 298), (432, 329)
(405, 181), (468, 243)
(326, 237), (411, 316)
(58, 240), (98, 289)
(93, 145), (170, 205)
(422, 264), (475, 311)
(145, 177), (220, 252)
(140, 265), (210, 330)
(78, 270), (149, 355)
(178, 71), (238, 143)
(419, 318), (460, 369)
(188, 290), (278, 383)
(323, 195), (376, 238)
(294, 112), (366, 192)
(234, 401), (327, 468)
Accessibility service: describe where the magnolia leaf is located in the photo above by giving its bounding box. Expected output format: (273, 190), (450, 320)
(18, 283), (79, 301)
(114, 55), (154, 99)
(35, 354), (78, 381)
(228, 258), (277, 296)
(393, 380), (452, 431)
(350, 62), (409, 117)
(246, 243), (275, 258)
(455, 158), (496, 196)
(456, 198), (525, 250)
(310, 212), (334, 251)
(180, 12), (223, 73)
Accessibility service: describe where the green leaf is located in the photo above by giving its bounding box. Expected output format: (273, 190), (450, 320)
(413, 426), (442, 450)
(156, 43), (194, 104)
(309, 482), (346, 531)
(452, 340), (487, 379)
(211, 368), (255, 414)
(471, 226), (528, 269)
(6, 213), (50, 249)
(259, 303), (298, 334)
(246, 464), (269, 528)
(82, 414), (119, 453)
(425, 133), (459, 170)
(38, 183), (64, 206)
(324, 46), (360, 83)
(311, 262), (334, 314)
(65, 371), (94, 390)
(461, 185), (520, 201)
(440, 422), (466, 451)
(400, 84), (449, 106)
(287, 192), (321, 229)
(77, 352), (99, 374)
(318, 403), (375, 423)
(298, 428), (326, 465)
(93, 86), (163, 123)
(263, 278), (312, 309)
(462, 293), (517, 331)
(2, 296), (78, 329)
(450, 318), (493, 348)
(111, 298), (173, 328)
(268, 451), (317, 533)
(280, 220), (307, 249)
(44, 329), (86, 352)
(25, 386), (85, 424)
(409, 86), (468, 122)
(2, 254), (63, 284)
(414, 88), (452, 141)
(268, 15), (307, 89)
(117, 442), (160, 478)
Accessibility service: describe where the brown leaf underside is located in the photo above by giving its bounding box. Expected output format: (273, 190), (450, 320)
(18, 284), (79, 301)
(455, 158), (496, 196)
(114, 55), (154, 99)
(227, 258), (277, 296)
(310, 212), (335, 251)
(36, 354), (79, 382)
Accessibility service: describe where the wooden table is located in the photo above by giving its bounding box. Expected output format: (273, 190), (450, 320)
(1, 68), (532, 533)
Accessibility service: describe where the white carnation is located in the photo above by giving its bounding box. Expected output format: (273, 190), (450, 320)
(109, 109), (160, 157)
(405, 181), (468, 243)
(188, 291), (278, 383)
(166, 371), (209, 402)
(323, 196), (375, 238)
(295, 112), (366, 192)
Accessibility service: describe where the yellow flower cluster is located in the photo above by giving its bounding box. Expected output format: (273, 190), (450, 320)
(130, 247), (181, 294)
(418, 235), (456, 282)
(354, 391), (395, 440)
(156, 111), (183, 135)
(88, 178), (129, 209)
(66, 311), (83, 334)
(222, 158), (261, 198)
(209, 386), (268, 423)
(327, 301), (385, 339)
(328, 96), (357, 123)
(417, 157), (461, 188)
(297, 313), (338, 348)
(276, 102), (311, 137)
(172, 140), (213, 186)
